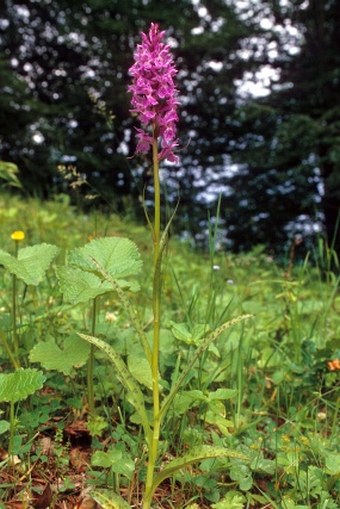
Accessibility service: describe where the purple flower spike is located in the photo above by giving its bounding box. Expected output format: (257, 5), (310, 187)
(128, 22), (179, 163)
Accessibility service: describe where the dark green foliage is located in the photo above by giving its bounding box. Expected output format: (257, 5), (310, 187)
(228, 0), (340, 254)
(0, 1), (339, 253)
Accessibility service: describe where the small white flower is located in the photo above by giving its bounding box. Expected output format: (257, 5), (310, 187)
(105, 312), (117, 323)
(317, 412), (327, 421)
(212, 264), (220, 271)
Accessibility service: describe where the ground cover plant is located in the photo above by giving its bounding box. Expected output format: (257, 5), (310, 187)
(0, 21), (339, 509)
(0, 191), (339, 509)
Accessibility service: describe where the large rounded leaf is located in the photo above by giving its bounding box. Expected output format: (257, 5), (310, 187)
(0, 368), (45, 403)
(58, 237), (142, 303)
(69, 237), (142, 278)
(30, 335), (90, 375)
(0, 244), (59, 285)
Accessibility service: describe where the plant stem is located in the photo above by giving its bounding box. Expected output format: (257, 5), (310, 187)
(87, 296), (98, 414)
(143, 134), (162, 509)
(12, 241), (20, 365)
(8, 400), (15, 459)
(0, 332), (20, 370)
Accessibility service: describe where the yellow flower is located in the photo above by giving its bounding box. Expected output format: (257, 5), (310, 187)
(11, 230), (25, 241)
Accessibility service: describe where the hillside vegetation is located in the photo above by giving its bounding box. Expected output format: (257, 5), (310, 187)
(0, 194), (339, 509)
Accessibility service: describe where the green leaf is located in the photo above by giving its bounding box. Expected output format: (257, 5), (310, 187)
(127, 352), (152, 390)
(212, 491), (246, 509)
(0, 420), (10, 434)
(208, 388), (237, 401)
(92, 449), (135, 478)
(0, 368), (45, 403)
(0, 160), (22, 189)
(58, 237), (142, 303)
(90, 489), (131, 509)
(172, 390), (205, 414)
(204, 410), (233, 435)
(171, 322), (208, 345)
(57, 266), (113, 304)
(92, 450), (117, 469)
(30, 335), (90, 375)
(325, 453), (340, 475)
(69, 237), (142, 279)
(0, 244), (59, 285)
(230, 463), (253, 491)
(77, 332), (151, 442)
(151, 445), (248, 498)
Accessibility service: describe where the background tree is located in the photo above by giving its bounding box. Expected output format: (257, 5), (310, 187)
(0, 0), (248, 211)
(227, 0), (340, 255)
(1, 0), (338, 255)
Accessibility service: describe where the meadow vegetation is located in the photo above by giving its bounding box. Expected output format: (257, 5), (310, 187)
(0, 192), (339, 509)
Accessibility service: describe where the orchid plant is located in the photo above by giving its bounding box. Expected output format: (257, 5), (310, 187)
(76, 23), (250, 509)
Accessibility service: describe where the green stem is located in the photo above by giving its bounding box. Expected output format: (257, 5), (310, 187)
(87, 297), (98, 414)
(143, 134), (162, 509)
(8, 400), (15, 459)
(12, 241), (20, 365)
(12, 274), (18, 353)
(0, 332), (20, 370)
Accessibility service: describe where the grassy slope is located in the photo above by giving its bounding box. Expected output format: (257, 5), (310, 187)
(0, 193), (339, 508)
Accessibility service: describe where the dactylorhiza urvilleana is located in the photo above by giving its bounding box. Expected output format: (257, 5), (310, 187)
(128, 22), (179, 163)
(128, 22), (179, 509)
(125, 24), (249, 509)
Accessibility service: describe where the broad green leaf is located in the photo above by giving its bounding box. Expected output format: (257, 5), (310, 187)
(127, 352), (152, 390)
(30, 335), (90, 375)
(90, 489), (131, 509)
(171, 390), (205, 414)
(0, 244), (59, 285)
(69, 237), (142, 278)
(151, 445), (248, 497)
(212, 491), (245, 509)
(58, 237), (142, 303)
(92, 450), (135, 478)
(204, 410), (233, 435)
(92, 450), (118, 469)
(57, 266), (113, 304)
(325, 453), (340, 475)
(78, 332), (151, 442)
(0, 368), (45, 403)
(230, 463), (253, 491)
(171, 322), (208, 345)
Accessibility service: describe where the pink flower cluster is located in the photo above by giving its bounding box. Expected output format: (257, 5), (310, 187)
(128, 23), (179, 163)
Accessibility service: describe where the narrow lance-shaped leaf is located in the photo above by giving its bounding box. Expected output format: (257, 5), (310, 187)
(90, 490), (131, 509)
(150, 445), (249, 499)
(77, 332), (151, 444)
